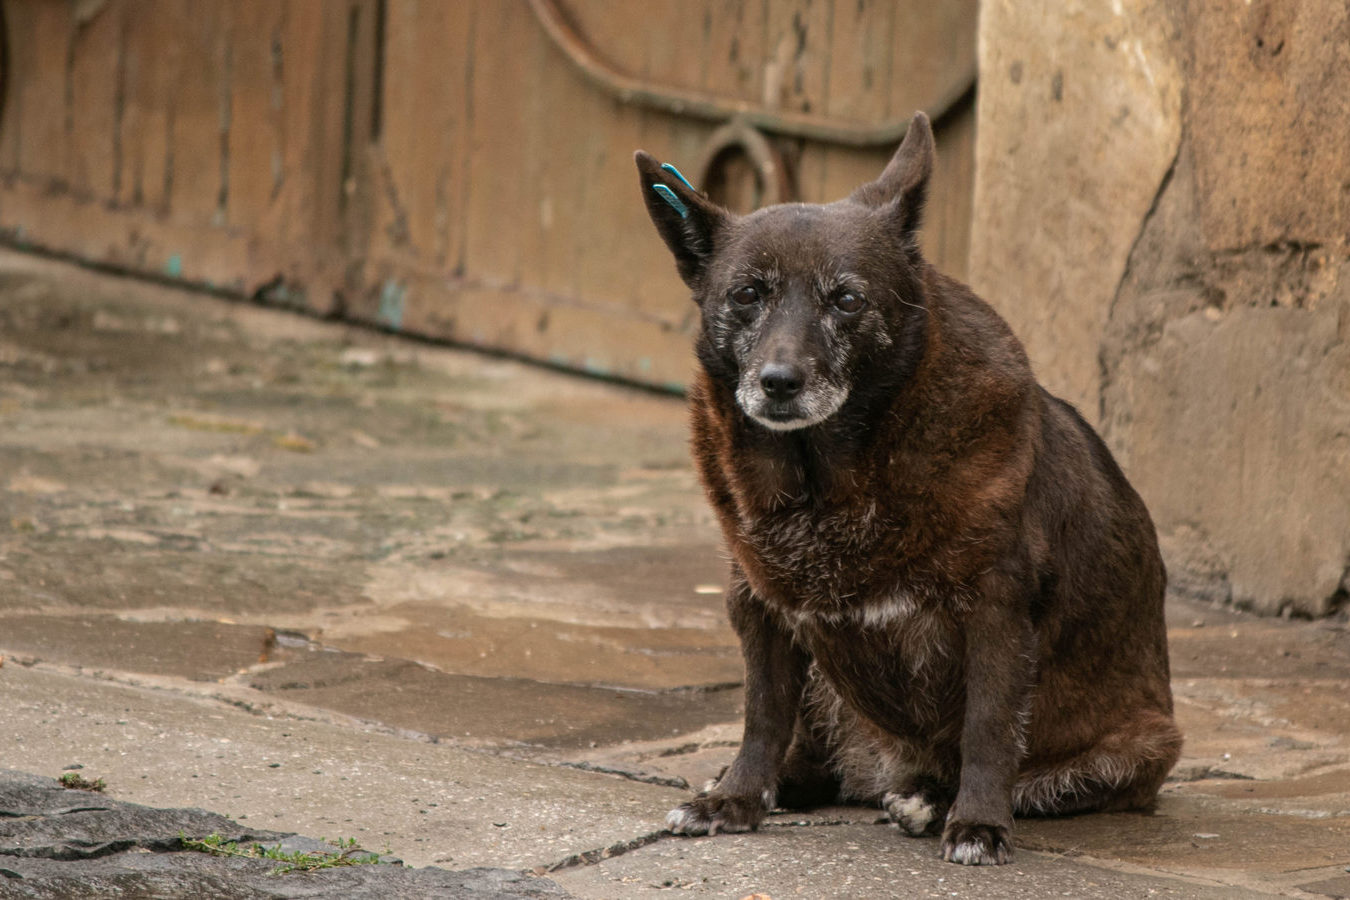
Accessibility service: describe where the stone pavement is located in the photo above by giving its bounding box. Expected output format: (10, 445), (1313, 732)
(0, 769), (569, 898)
(1, 250), (1348, 898)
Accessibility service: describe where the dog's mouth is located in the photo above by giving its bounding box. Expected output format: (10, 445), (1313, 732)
(759, 403), (812, 426)
(737, 387), (850, 432)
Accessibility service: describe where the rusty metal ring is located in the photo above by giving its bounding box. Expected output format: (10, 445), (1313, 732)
(527, 0), (974, 147)
(693, 118), (790, 211)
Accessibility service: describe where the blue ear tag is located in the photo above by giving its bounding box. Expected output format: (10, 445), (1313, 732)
(661, 163), (697, 193)
(651, 183), (689, 219)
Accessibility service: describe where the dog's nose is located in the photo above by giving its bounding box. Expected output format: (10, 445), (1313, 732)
(759, 362), (805, 401)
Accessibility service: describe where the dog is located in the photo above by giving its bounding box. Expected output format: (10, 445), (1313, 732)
(634, 112), (1182, 866)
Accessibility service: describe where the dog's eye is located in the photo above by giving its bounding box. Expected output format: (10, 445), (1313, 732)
(832, 292), (866, 314)
(731, 285), (761, 306)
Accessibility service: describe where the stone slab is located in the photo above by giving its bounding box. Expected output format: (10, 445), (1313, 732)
(0, 770), (569, 899)
(0, 665), (679, 872)
(550, 820), (1274, 899)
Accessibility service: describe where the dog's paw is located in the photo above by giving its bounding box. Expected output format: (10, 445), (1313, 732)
(665, 792), (767, 836)
(882, 790), (944, 837)
(940, 820), (1013, 866)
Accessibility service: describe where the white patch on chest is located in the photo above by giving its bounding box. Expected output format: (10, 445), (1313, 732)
(780, 592), (918, 631)
(857, 593), (918, 629)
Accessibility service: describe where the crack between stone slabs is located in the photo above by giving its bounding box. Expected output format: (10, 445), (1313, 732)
(531, 829), (671, 876)
(1277, 861), (1350, 876)
(16, 657), (727, 794)
(8, 658), (457, 741)
(244, 634), (742, 705)
(1166, 765), (1256, 783)
(549, 761), (689, 790)
(0, 805), (114, 818)
(653, 681), (743, 696)
(0, 839), (148, 863)
(1, 831), (288, 864)
(762, 816), (867, 829)
(531, 815), (870, 876)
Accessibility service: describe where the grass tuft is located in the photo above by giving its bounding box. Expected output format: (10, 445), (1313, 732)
(179, 832), (383, 875)
(58, 772), (106, 792)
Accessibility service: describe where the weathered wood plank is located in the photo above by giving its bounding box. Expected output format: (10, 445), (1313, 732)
(11, 1), (71, 183)
(167, 0), (227, 224)
(567, 92), (679, 324)
(461, 0), (537, 286)
(271, 0), (326, 255)
(528, 10), (597, 303)
(824, 0), (894, 121)
(927, 102), (976, 280)
(702, 0), (765, 102)
(276, 0), (352, 286)
(118, 2), (175, 213)
(0, 0), (21, 175)
(225, 0), (285, 233)
(512, 0), (557, 297)
(768, 0), (832, 201)
(66, 2), (122, 201)
(374, 0), (473, 269)
(894, 0), (978, 113)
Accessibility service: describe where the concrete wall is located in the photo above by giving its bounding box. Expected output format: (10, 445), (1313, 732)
(970, 0), (1350, 616)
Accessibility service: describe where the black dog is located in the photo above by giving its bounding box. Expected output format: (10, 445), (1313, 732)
(635, 112), (1181, 865)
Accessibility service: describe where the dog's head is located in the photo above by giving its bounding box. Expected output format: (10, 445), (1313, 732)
(636, 113), (935, 432)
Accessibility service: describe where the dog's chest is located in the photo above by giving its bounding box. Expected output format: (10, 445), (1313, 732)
(737, 499), (970, 732)
(799, 596), (965, 737)
(739, 501), (890, 604)
(735, 491), (961, 625)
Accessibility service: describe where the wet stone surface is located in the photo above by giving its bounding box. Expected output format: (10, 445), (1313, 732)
(244, 646), (742, 752)
(0, 257), (737, 758)
(2, 253), (1350, 897)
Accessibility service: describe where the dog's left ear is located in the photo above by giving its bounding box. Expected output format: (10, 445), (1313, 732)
(849, 111), (934, 240)
(635, 151), (730, 290)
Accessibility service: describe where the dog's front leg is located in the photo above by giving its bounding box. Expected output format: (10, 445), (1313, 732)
(667, 573), (806, 835)
(942, 568), (1034, 865)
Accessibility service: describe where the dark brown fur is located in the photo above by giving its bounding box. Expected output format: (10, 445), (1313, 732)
(635, 113), (1181, 865)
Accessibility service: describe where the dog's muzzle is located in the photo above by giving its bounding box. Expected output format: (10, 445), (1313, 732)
(737, 362), (848, 432)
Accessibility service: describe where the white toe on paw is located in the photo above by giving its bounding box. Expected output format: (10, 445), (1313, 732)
(942, 832), (1010, 866)
(882, 791), (936, 836)
(665, 805), (706, 835)
(948, 839), (988, 866)
(665, 793), (765, 837)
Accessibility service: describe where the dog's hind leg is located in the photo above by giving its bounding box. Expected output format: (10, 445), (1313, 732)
(803, 670), (957, 833)
(1014, 711), (1183, 816)
(774, 713), (842, 810)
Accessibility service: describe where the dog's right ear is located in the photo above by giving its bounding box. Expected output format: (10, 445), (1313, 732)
(635, 151), (729, 289)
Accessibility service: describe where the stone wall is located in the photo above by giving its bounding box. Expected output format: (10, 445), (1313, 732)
(970, 0), (1350, 616)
